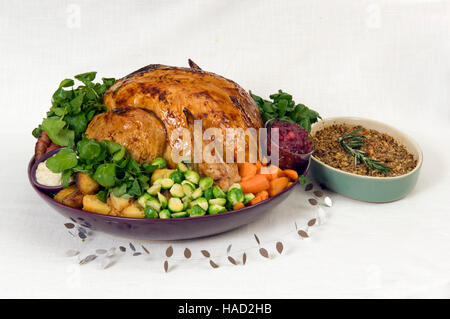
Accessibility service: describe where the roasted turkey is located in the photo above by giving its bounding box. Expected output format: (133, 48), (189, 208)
(86, 60), (263, 189)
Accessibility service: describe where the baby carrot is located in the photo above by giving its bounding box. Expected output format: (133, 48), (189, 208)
(240, 174), (270, 194)
(255, 190), (269, 201)
(283, 169), (298, 181)
(239, 162), (257, 179)
(261, 165), (280, 181)
(249, 195), (264, 205)
(233, 202), (245, 210)
(269, 177), (290, 197)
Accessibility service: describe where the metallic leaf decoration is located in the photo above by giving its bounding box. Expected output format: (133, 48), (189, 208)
(164, 260), (169, 273)
(209, 260), (219, 268)
(184, 248), (192, 259)
(133, 252), (142, 257)
(78, 231), (87, 240)
(129, 243), (136, 252)
(308, 218), (317, 227)
(101, 257), (114, 269)
(65, 249), (79, 257)
(276, 242), (284, 254)
(228, 256), (237, 265)
(254, 234), (261, 245)
(259, 248), (269, 258)
(313, 190), (323, 197)
(324, 196), (333, 207)
(107, 248), (116, 257)
(305, 183), (313, 191)
(119, 246), (126, 252)
(243, 253), (247, 265)
(166, 246), (173, 258)
(298, 230), (309, 238)
(96, 249), (107, 255)
(226, 244), (232, 255)
(141, 245), (150, 255)
(64, 223), (75, 229)
(201, 250), (210, 258)
(79, 254), (97, 265)
(308, 198), (318, 206)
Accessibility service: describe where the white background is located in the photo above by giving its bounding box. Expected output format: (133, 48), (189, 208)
(0, 0), (449, 298)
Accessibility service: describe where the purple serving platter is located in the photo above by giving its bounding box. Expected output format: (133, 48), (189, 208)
(28, 155), (309, 241)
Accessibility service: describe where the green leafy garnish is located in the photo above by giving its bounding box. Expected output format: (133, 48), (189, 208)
(250, 90), (321, 132)
(46, 148), (78, 173)
(33, 72), (115, 146)
(50, 137), (156, 200)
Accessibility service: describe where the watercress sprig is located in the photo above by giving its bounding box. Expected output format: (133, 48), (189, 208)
(250, 90), (321, 132)
(32, 72), (116, 147)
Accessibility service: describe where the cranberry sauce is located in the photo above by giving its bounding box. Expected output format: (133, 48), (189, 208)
(267, 120), (314, 173)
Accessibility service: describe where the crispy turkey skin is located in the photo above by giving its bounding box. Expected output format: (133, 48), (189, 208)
(98, 61), (263, 189)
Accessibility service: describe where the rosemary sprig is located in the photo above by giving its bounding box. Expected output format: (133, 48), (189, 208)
(338, 129), (392, 175)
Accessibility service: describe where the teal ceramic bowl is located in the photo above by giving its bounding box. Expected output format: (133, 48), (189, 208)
(310, 117), (423, 203)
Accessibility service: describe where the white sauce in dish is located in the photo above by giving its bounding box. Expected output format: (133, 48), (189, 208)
(36, 161), (62, 186)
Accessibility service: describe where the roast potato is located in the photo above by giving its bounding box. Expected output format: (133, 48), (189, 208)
(76, 173), (100, 195)
(82, 195), (111, 215)
(54, 185), (78, 203)
(122, 202), (145, 218)
(108, 193), (132, 211)
(61, 190), (84, 208)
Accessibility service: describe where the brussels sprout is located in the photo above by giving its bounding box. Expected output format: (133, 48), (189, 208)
(190, 188), (203, 200)
(144, 206), (158, 219)
(147, 183), (161, 195)
(181, 180), (196, 188)
(243, 193), (255, 204)
(170, 183), (184, 198)
(182, 183), (194, 197)
(212, 185), (226, 199)
(171, 211), (189, 218)
(188, 205), (206, 217)
(137, 193), (151, 208)
(157, 192), (168, 209)
(184, 170), (200, 185)
(204, 187), (213, 200)
(168, 197), (183, 212)
(199, 177), (213, 190)
(176, 162), (189, 173)
(209, 198), (227, 206)
(208, 204), (226, 215)
(155, 178), (174, 189)
(151, 157), (167, 169)
(169, 171), (184, 184)
(146, 196), (162, 212)
(227, 188), (244, 205)
(159, 209), (171, 219)
(228, 183), (242, 192)
(190, 197), (208, 211)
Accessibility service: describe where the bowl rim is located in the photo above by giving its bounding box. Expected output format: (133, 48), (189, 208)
(28, 154), (303, 222)
(310, 116), (423, 180)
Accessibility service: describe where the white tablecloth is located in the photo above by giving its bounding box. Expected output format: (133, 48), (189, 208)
(0, 0), (449, 298)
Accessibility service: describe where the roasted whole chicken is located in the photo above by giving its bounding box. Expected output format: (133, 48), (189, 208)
(86, 60), (263, 189)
